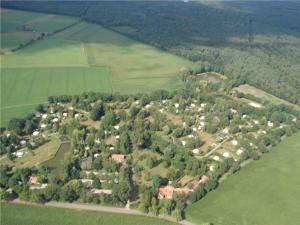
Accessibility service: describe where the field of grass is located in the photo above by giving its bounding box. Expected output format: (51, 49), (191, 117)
(42, 142), (71, 178)
(234, 84), (300, 110)
(1, 203), (178, 225)
(0, 10), (191, 126)
(0, 135), (61, 168)
(186, 132), (300, 225)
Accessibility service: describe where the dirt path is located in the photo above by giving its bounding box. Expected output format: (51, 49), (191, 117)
(11, 199), (195, 225)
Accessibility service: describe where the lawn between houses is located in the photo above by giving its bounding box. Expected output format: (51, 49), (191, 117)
(0, 9), (192, 126)
(186, 132), (300, 225)
(1, 202), (178, 225)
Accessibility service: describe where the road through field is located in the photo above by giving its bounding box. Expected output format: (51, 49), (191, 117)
(11, 199), (195, 225)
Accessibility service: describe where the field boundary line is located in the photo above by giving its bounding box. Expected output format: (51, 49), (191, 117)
(1, 102), (48, 109)
(10, 199), (195, 225)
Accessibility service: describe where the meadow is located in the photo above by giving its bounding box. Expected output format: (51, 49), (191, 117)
(0, 135), (61, 168)
(0, 10), (192, 126)
(42, 142), (71, 178)
(186, 132), (300, 225)
(1, 203), (178, 225)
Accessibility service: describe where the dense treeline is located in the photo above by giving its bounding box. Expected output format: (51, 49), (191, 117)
(2, 1), (300, 104)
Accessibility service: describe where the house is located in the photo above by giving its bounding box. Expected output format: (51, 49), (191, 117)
(158, 186), (174, 199)
(111, 154), (126, 163)
(200, 175), (209, 184)
(29, 176), (38, 185)
(158, 186), (194, 199)
(174, 187), (193, 196)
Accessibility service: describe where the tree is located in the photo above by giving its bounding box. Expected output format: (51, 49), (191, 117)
(100, 112), (116, 129)
(24, 120), (34, 134)
(90, 102), (105, 121)
(8, 118), (25, 134)
(36, 104), (45, 113)
(92, 178), (101, 189)
(152, 175), (167, 189)
(118, 132), (132, 154)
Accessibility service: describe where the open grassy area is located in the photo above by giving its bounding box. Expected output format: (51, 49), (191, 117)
(0, 135), (61, 168)
(234, 84), (300, 110)
(186, 132), (300, 225)
(0, 10), (191, 126)
(42, 142), (71, 178)
(1, 203), (178, 225)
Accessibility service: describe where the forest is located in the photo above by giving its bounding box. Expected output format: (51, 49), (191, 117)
(2, 0), (300, 105)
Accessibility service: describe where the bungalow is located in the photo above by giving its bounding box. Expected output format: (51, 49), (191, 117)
(158, 186), (174, 199)
(29, 176), (38, 185)
(158, 186), (194, 199)
(111, 154), (126, 163)
(200, 175), (209, 184)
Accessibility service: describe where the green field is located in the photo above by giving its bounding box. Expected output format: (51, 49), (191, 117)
(1, 203), (177, 225)
(0, 8), (78, 51)
(42, 142), (71, 178)
(0, 9), (191, 126)
(186, 132), (300, 225)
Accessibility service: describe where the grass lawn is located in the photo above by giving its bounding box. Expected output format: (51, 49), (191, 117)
(186, 132), (300, 225)
(0, 135), (61, 168)
(1, 10), (191, 126)
(1, 203), (178, 225)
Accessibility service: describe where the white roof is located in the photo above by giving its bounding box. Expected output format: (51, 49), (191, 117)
(223, 151), (230, 158)
(40, 123), (47, 128)
(20, 140), (26, 145)
(231, 140), (238, 146)
(236, 149), (243, 155)
(192, 148), (199, 154)
(116, 135), (120, 139)
(42, 114), (48, 119)
(223, 128), (229, 134)
(114, 125), (120, 130)
(181, 140), (187, 146)
(209, 165), (214, 171)
(32, 131), (39, 136)
(268, 121), (274, 127)
(63, 113), (68, 117)
(191, 103), (196, 108)
(52, 118), (59, 123)
(174, 103), (179, 108)
(213, 155), (220, 161)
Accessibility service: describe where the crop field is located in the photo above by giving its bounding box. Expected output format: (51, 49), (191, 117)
(1, 203), (178, 225)
(0, 8), (78, 51)
(186, 132), (300, 225)
(0, 10), (191, 126)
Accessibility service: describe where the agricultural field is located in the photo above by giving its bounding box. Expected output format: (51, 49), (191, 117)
(0, 8), (78, 51)
(1, 203), (178, 225)
(0, 9), (192, 126)
(186, 132), (300, 225)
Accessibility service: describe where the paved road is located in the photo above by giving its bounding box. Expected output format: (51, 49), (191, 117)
(12, 199), (195, 225)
